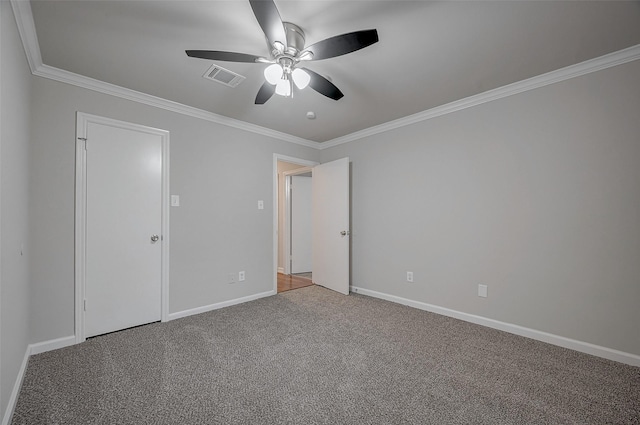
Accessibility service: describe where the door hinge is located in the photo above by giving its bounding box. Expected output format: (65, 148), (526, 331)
(84, 299), (87, 311)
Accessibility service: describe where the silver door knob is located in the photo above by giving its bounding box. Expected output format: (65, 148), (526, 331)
(340, 230), (350, 236)
(151, 235), (159, 242)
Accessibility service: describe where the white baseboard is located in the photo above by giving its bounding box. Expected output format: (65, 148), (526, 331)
(2, 335), (76, 424)
(168, 290), (276, 321)
(277, 267), (284, 274)
(29, 335), (76, 355)
(350, 286), (640, 367)
(2, 347), (30, 425)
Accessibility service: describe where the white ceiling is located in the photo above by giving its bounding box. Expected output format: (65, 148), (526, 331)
(29, 1), (640, 143)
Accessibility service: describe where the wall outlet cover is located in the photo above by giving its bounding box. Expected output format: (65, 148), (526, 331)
(406, 271), (414, 283)
(239, 271), (245, 282)
(478, 284), (488, 298)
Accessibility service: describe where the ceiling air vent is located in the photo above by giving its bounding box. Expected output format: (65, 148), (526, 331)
(202, 64), (246, 88)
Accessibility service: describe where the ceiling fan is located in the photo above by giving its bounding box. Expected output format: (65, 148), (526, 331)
(186, 0), (379, 104)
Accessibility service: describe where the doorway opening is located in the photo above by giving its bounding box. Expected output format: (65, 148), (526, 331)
(274, 155), (318, 293)
(273, 154), (351, 295)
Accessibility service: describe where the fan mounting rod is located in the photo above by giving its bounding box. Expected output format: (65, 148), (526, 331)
(270, 23), (308, 75)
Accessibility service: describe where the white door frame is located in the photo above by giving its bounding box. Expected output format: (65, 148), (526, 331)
(75, 112), (170, 343)
(273, 154), (318, 292)
(282, 168), (312, 275)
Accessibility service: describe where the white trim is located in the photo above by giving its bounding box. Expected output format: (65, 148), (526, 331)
(75, 112), (170, 342)
(350, 286), (640, 367)
(74, 122), (87, 343)
(1, 335), (77, 424)
(9, 0), (42, 73)
(168, 290), (276, 321)
(10, 0), (639, 150)
(321, 44), (640, 149)
(8, 0), (318, 149)
(160, 123), (171, 323)
(29, 335), (76, 356)
(1, 347), (29, 425)
(273, 155), (319, 293)
(277, 267), (285, 274)
(38, 65), (319, 148)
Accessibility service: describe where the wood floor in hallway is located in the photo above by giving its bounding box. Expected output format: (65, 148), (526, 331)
(277, 273), (313, 293)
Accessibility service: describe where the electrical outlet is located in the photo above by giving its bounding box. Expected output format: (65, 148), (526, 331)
(239, 271), (245, 282)
(228, 273), (236, 284)
(478, 284), (488, 298)
(406, 271), (414, 283)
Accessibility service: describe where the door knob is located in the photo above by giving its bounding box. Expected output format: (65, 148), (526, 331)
(150, 235), (159, 242)
(340, 230), (350, 236)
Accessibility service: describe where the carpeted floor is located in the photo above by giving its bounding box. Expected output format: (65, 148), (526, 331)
(12, 286), (640, 424)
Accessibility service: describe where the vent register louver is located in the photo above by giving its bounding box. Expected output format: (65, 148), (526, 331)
(202, 64), (246, 88)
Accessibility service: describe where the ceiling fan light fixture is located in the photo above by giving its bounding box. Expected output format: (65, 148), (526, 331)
(264, 64), (283, 85)
(292, 68), (311, 90)
(275, 77), (292, 97)
(186, 0), (379, 104)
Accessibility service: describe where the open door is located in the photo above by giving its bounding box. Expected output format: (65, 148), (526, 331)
(312, 157), (350, 295)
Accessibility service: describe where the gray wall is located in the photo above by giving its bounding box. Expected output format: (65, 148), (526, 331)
(1, 0), (33, 416)
(28, 77), (319, 342)
(321, 60), (640, 356)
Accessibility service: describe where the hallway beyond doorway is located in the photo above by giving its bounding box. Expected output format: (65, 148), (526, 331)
(277, 273), (313, 293)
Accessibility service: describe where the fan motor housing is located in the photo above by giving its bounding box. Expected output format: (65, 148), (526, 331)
(283, 22), (305, 54)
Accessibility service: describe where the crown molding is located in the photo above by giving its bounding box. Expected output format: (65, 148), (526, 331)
(34, 65), (319, 148)
(11, 0), (639, 151)
(10, 0), (42, 73)
(9, 0), (319, 149)
(319, 43), (640, 150)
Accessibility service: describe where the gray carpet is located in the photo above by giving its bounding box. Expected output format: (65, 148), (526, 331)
(12, 286), (640, 424)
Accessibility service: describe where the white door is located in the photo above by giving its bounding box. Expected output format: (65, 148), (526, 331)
(312, 157), (350, 295)
(85, 121), (163, 337)
(290, 175), (312, 273)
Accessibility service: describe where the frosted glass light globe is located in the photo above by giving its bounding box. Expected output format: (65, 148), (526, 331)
(292, 68), (311, 90)
(275, 78), (292, 97)
(264, 64), (283, 85)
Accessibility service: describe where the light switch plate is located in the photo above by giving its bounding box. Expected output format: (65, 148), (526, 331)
(258, 200), (264, 210)
(171, 195), (180, 207)
(478, 284), (488, 298)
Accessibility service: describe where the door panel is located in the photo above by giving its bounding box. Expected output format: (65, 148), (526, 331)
(312, 157), (350, 295)
(85, 122), (162, 337)
(291, 175), (312, 273)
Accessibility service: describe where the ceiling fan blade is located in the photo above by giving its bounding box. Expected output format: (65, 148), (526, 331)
(186, 50), (262, 63)
(249, 0), (287, 48)
(255, 82), (276, 104)
(301, 68), (344, 101)
(304, 29), (379, 61)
